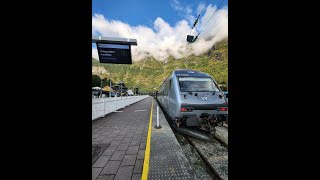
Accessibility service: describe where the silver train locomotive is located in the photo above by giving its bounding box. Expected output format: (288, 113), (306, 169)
(156, 69), (228, 135)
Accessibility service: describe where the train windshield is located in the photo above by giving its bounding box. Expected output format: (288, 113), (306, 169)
(178, 77), (219, 92)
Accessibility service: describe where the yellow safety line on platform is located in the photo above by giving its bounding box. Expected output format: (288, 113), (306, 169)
(141, 98), (153, 180)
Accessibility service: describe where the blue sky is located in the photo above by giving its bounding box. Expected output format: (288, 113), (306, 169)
(92, 0), (228, 61)
(92, 0), (227, 28)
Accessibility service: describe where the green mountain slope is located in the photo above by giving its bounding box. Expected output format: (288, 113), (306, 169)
(92, 39), (228, 92)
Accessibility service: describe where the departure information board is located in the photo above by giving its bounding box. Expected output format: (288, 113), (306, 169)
(96, 43), (132, 64)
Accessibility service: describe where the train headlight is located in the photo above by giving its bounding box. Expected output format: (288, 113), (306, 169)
(217, 107), (228, 111)
(180, 107), (193, 112)
(180, 107), (187, 112)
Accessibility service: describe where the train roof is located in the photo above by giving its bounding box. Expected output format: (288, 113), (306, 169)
(173, 69), (211, 77)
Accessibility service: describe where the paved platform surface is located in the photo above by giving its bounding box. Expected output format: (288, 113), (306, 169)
(92, 97), (197, 180)
(92, 97), (151, 180)
(149, 99), (197, 179)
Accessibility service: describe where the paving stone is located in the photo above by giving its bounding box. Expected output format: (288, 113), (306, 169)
(129, 139), (141, 146)
(110, 151), (126, 161)
(116, 143), (130, 151)
(118, 131), (127, 135)
(95, 135), (108, 142)
(109, 140), (121, 147)
(131, 174), (141, 180)
(96, 130), (105, 134)
(108, 134), (118, 138)
(132, 134), (142, 140)
(93, 140), (102, 144)
(139, 143), (146, 150)
(96, 175), (115, 180)
(100, 161), (121, 175)
(137, 150), (145, 160)
(114, 166), (134, 180)
(121, 137), (132, 144)
(126, 146), (139, 155)
(92, 168), (103, 180)
(93, 156), (111, 168)
(134, 131), (143, 135)
(125, 133), (135, 138)
(140, 138), (146, 143)
(113, 135), (125, 141)
(133, 159), (143, 174)
(106, 146), (118, 151)
(101, 138), (114, 144)
(120, 155), (137, 166)
(112, 130), (121, 134)
(102, 132), (112, 136)
(102, 149), (115, 156)
(92, 134), (100, 138)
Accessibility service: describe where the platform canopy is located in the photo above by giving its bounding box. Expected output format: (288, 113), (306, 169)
(92, 36), (137, 45)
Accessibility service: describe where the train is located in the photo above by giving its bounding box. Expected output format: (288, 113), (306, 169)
(156, 69), (228, 135)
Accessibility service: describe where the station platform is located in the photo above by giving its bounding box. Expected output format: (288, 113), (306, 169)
(147, 99), (196, 179)
(92, 96), (196, 180)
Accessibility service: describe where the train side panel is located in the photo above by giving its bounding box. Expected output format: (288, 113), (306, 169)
(168, 74), (182, 120)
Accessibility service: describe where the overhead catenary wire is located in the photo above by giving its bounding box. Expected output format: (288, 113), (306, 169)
(195, 0), (225, 38)
(189, 0), (208, 33)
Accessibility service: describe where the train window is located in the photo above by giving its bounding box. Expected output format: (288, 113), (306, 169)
(178, 77), (219, 92)
(169, 80), (172, 89)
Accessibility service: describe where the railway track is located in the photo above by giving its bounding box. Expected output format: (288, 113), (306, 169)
(173, 124), (228, 180)
(173, 132), (218, 180)
(186, 135), (228, 180)
(214, 126), (228, 147)
(173, 127), (228, 180)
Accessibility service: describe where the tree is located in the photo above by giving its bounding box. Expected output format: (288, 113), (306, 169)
(92, 66), (111, 97)
(92, 75), (101, 87)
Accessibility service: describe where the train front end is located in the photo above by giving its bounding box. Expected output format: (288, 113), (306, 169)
(174, 71), (228, 135)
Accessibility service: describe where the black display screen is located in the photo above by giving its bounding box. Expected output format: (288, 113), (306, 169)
(96, 43), (132, 64)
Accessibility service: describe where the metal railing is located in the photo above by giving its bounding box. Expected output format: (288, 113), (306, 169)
(92, 95), (149, 120)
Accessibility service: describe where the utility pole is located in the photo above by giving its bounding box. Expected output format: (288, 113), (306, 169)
(120, 84), (122, 99)
(109, 79), (111, 98)
(100, 78), (103, 98)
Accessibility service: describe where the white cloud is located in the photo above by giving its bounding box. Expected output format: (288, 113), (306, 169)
(92, 48), (99, 60)
(197, 2), (206, 15)
(92, 4), (228, 62)
(170, 0), (183, 11)
(170, 0), (195, 25)
(186, 5), (193, 14)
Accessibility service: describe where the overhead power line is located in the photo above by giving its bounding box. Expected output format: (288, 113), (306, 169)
(187, 0), (226, 43)
(189, 0), (208, 33)
(196, 0), (225, 37)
